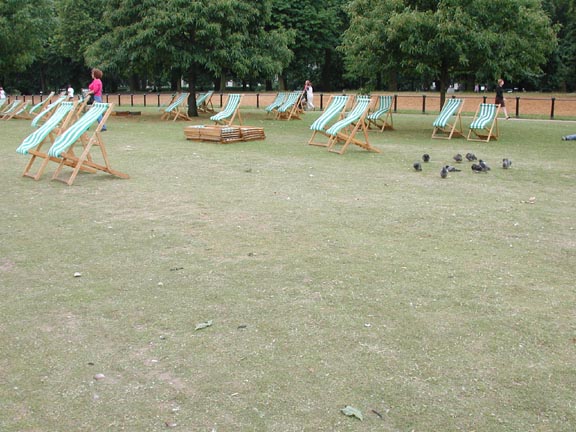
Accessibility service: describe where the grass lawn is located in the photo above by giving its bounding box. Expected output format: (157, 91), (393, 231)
(1, 108), (575, 431)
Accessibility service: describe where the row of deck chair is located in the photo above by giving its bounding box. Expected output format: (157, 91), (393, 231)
(308, 94), (381, 155)
(432, 98), (501, 142)
(16, 101), (129, 185)
(264, 90), (305, 120)
(160, 91), (216, 121)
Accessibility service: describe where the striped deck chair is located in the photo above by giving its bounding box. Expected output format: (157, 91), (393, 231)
(265, 92), (286, 115)
(158, 92), (179, 112)
(432, 98), (464, 139)
(16, 92), (55, 120)
(210, 94), (243, 126)
(0, 99), (6, 109)
(16, 101), (79, 180)
(275, 91), (304, 120)
(326, 96), (380, 155)
(160, 92), (190, 121)
(1, 100), (27, 120)
(47, 102), (129, 185)
(196, 90), (215, 113)
(308, 95), (350, 147)
(367, 95), (394, 131)
(467, 103), (500, 142)
(31, 96), (66, 127)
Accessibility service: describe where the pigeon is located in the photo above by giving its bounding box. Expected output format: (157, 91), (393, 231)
(422, 153), (430, 162)
(440, 166), (448, 178)
(466, 152), (477, 162)
(453, 153), (463, 163)
(479, 159), (491, 171)
(413, 162), (422, 171)
(502, 158), (512, 169)
(444, 165), (462, 172)
(471, 163), (484, 173)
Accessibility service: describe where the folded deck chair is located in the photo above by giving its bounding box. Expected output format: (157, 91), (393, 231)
(1, 100), (27, 120)
(16, 101), (79, 180)
(326, 96), (380, 155)
(367, 95), (394, 131)
(308, 95), (351, 147)
(431, 98), (464, 139)
(275, 91), (304, 120)
(196, 90), (215, 113)
(265, 92), (286, 115)
(160, 92), (190, 121)
(210, 94), (243, 126)
(467, 103), (500, 142)
(47, 102), (129, 185)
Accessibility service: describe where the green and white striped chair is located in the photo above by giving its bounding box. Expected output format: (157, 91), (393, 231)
(326, 96), (380, 155)
(308, 95), (350, 147)
(31, 96), (66, 127)
(1, 99), (26, 120)
(196, 90), (215, 113)
(210, 94), (243, 126)
(432, 98), (464, 139)
(161, 92), (190, 121)
(17, 92), (55, 120)
(47, 102), (129, 185)
(367, 95), (394, 132)
(0, 98), (7, 109)
(275, 90), (304, 120)
(265, 92), (287, 115)
(467, 103), (500, 142)
(17, 101), (78, 180)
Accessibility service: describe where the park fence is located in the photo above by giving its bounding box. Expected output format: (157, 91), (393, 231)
(8, 92), (576, 120)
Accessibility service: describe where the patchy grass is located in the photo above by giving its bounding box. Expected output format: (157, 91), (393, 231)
(1, 109), (575, 431)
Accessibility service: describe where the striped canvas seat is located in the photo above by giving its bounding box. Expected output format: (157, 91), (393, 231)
(196, 90), (214, 113)
(467, 103), (500, 142)
(367, 95), (394, 131)
(275, 91), (304, 120)
(17, 101), (78, 181)
(46, 103), (129, 185)
(161, 92), (190, 121)
(1, 100), (25, 120)
(326, 96), (380, 154)
(210, 94), (243, 126)
(308, 95), (350, 147)
(31, 96), (66, 127)
(432, 98), (464, 139)
(265, 92), (286, 114)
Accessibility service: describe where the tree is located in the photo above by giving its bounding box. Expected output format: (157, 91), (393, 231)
(88, 0), (293, 116)
(340, 0), (557, 106)
(0, 0), (57, 91)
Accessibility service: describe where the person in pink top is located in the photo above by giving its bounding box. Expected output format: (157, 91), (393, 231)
(87, 68), (107, 130)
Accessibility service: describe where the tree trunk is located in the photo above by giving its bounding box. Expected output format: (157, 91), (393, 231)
(187, 67), (199, 118)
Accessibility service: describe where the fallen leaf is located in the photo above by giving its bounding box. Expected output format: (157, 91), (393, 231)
(341, 405), (363, 420)
(195, 320), (213, 331)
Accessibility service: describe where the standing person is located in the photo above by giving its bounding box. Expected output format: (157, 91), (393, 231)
(66, 84), (74, 100)
(0, 87), (6, 100)
(304, 80), (314, 111)
(87, 68), (107, 131)
(495, 78), (510, 119)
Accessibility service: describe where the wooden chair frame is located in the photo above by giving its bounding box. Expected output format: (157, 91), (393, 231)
(367, 95), (394, 131)
(210, 94), (243, 126)
(160, 92), (190, 121)
(308, 95), (350, 147)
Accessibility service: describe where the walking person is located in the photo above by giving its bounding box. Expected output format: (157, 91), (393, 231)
(495, 78), (510, 119)
(304, 80), (314, 111)
(87, 68), (107, 131)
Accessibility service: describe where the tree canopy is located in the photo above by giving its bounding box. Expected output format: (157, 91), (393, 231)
(0, 0), (572, 102)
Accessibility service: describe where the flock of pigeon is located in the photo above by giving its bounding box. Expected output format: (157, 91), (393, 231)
(413, 152), (512, 178)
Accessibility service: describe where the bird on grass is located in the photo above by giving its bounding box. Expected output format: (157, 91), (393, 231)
(471, 163), (485, 173)
(440, 166), (448, 178)
(466, 152), (477, 162)
(453, 153), (463, 163)
(413, 162), (422, 171)
(422, 153), (430, 162)
(479, 159), (491, 171)
(444, 165), (462, 172)
(502, 158), (512, 169)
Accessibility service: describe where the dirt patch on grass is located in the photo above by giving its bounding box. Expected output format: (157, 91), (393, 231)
(0, 258), (15, 272)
